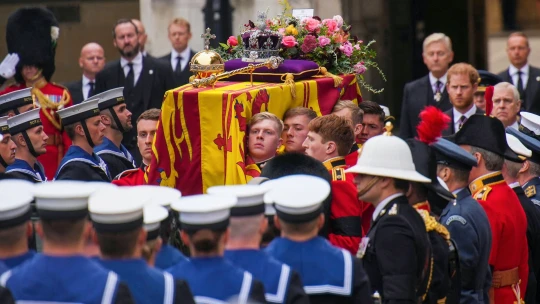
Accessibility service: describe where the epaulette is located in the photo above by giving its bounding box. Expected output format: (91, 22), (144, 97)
(525, 185), (537, 198)
(474, 186), (492, 201)
(388, 203), (398, 215)
(332, 167), (346, 181)
(114, 168), (139, 180)
(416, 209), (451, 240)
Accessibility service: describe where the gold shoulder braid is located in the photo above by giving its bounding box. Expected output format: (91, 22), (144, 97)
(32, 87), (70, 131)
(526, 185), (537, 198)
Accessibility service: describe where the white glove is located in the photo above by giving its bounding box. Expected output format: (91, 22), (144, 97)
(0, 53), (19, 79)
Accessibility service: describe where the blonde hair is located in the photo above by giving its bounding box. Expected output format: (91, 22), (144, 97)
(168, 18), (191, 33)
(248, 112), (284, 134)
(423, 33), (452, 53)
(332, 100), (363, 125)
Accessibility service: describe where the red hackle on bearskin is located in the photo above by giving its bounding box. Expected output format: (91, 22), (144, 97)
(416, 106), (451, 144)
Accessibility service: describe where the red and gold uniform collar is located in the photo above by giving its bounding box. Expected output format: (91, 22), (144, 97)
(413, 201), (431, 213)
(323, 156), (346, 170)
(469, 172), (505, 196)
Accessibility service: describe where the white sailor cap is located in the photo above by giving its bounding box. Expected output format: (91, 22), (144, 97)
(207, 185), (267, 217)
(0, 116), (9, 137)
(33, 181), (97, 220)
(7, 108), (41, 135)
(0, 180), (34, 229)
(0, 88), (33, 114)
(506, 133), (532, 159)
(127, 185), (181, 208)
(89, 188), (152, 233)
(171, 194), (237, 231)
(93, 87), (125, 111)
(265, 175), (331, 223)
(57, 98), (100, 126)
(144, 204), (168, 241)
(521, 112), (540, 136)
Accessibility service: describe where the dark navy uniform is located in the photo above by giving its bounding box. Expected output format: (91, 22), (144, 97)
(523, 177), (540, 208)
(155, 244), (189, 270)
(5, 159), (46, 183)
(225, 249), (309, 304)
(94, 137), (135, 179)
(99, 259), (195, 304)
(55, 145), (111, 181)
(0, 286), (14, 304)
(512, 184), (540, 304)
(0, 251), (35, 269)
(359, 195), (430, 303)
(440, 188), (492, 303)
(166, 257), (267, 303)
(266, 237), (372, 304)
(1, 254), (133, 304)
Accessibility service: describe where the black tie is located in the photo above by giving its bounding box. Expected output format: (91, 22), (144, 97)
(175, 56), (183, 77)
(516, 71), (524, 101)
(88, 82), (95, 98)
(435, 80), (442, 94)
(125, 63), (134, 92)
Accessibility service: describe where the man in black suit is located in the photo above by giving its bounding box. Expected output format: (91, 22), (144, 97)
(65, 43), (105, 104)
(498, 32), (540, 115)
(159, 18), (196, 88)
(492, 82), (521, 130)
(400, 33), (454, 139)
(94, 18), (175, 165)
(132, 19), (151, 58)
(442, 63), (485, 136)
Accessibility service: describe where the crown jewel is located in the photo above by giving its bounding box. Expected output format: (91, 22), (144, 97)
(241, 10), (282, 62)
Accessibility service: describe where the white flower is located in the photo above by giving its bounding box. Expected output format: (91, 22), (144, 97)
(51, 26), (59, 42)
(333, 15), (344, 27)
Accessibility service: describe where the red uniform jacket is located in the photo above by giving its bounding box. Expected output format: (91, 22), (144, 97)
(344, 146), (374, 235)
(470, 172), (529, 303)
(323, 157), (364, 254)
(0, 82), (72, 180)
(113, 167), (146, 186)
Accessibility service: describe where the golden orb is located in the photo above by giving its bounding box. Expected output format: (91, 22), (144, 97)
(189, 50), (225, 79)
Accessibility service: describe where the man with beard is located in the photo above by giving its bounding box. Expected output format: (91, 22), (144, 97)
(55, 99), (111, 182)
(0, 117), (16, 173)
(442, 63), (485, 136)
(5, 109), (48, 183)
(94, 19), (174, 165)
(93, 87), (135, 178)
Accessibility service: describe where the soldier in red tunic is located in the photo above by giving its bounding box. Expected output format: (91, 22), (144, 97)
(303, 115), (365, 253)
(0, 8), (73, 180)
(455, 114), (529, 303)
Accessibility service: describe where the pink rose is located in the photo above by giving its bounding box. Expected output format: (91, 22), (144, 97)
(303, 18), (321, 33)
(322, 19), (339, 33)
(354, 44), (360, 50)
(353, 62), (367, 74)
(333, 15), (344, 27)
(282, 36), (297, 48)
(318, 36), (331, 47)
(333, 33), (349, 44)
(227, 36), (238, 47)
(278, 28), (285, 35)
(301, 35), (318, 53)
(339, 41), (353, 57)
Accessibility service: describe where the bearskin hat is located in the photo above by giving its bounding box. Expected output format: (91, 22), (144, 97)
(6, 7), (59, 83)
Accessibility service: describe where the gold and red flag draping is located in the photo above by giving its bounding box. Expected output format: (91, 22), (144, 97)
(146, 74), (362, 195)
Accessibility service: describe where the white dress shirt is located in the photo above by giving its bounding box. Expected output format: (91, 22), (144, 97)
(81, 75), (94, 100)
(120, 52), (143, 86)
(372, 193), (404, 221)
(170, 48), (191, 72)
(429, 72), (448, 95)
(453, 104), (477, 132)
(509, 64), (529, 91)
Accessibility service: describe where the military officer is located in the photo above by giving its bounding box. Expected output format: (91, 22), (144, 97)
(504, 129), (540, 304)
(264, 175), (373, 304)
(433, 137), (492, 303)
(0, 181), (134, 303)
(514, 112), (540, 207)
(208, 184), (309, 304)
(93, 87), (136, 178)
(454, 115), (528, 303)
(168, 194), (267, 303)
(55, 98), (111, 181)
(0, 180), (36, 269)
(89, 187), (195, 304)
(5, 108), (48, 182)
(345, 135), (431, 303)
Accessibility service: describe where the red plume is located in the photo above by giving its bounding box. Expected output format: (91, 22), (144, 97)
(485, 86), (494, 116)
(416, 106), (451, 144)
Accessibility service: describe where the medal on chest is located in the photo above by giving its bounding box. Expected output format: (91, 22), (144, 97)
(434, 92), (441, 102)
(357, 237), (370, 259)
